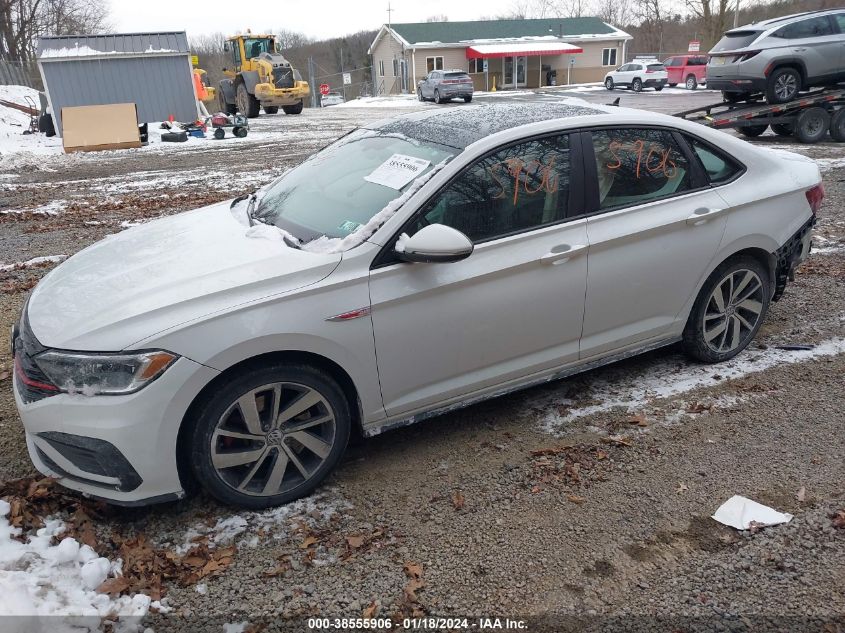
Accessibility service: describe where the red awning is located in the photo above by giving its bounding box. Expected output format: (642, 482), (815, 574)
(466, 42), (583, 59)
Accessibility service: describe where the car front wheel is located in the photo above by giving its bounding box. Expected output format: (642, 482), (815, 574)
(189, 363), (351, 509)
(683, 256), (770, 363)
(605, 77), (614, 90)
(417, 88), (424, 101)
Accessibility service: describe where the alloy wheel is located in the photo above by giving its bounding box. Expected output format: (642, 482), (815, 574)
(210, 382), (336, 497)
(774, 74), (797, 101)
(702, 269), (764, 354)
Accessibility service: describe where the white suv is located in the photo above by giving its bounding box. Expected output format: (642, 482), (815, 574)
(604, 60), (668, 92)
(12, 103), (821, 508)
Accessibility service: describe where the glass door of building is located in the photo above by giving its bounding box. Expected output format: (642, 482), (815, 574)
(503, 56), (528, 88)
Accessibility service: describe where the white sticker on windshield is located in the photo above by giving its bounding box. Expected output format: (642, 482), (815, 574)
(364, 154), (431, 190)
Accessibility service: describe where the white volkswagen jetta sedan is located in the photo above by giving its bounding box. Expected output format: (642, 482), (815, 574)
(12, 102), (821, 508)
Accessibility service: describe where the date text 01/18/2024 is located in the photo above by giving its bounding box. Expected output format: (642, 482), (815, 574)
(306, 617), (528, 630)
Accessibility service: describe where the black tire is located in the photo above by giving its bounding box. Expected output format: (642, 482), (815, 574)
(771, 123), (794, 137)
(668, 83), (678, 87)
(605, 77), (614, 90)
(213, 128), (225, 140)
(234, 126), (248, 138)
(236, 82), (260, 118)
(829, 108), (845, 142)
(282, 100), (304, 115)
(189, 363), (351, 509)
(683, 256), (771, 364)
(632, 78), (643, 92)
(654, 85), (664, 92)
(794, 106), (830, 143)
(463, 95), (472, 103)
(766, 67), (801, 104)
(685, 75), (698, 90)
(263, 106), (279, 114)
(417, 88), (424, 101)
(434, 89), (443, 104)
(218, 85), (236, 115)
(738, 124), (768, 138)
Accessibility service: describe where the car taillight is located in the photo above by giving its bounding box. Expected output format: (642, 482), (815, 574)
(806, 183), (824, 215)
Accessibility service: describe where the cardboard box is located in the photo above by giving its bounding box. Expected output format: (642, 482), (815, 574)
(62, 103), (141, 153)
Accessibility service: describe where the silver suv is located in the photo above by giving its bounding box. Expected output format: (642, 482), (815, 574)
(707, 9), (845, 103)
(417, 69), (474, 104)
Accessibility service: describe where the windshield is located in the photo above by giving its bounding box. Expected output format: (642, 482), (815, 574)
(711, 31), (761, 52)
(647, 64), (666, 71)
(254, 129), (456, 242)
(244, 38), (273, 57)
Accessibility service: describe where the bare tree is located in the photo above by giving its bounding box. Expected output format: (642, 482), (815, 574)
(0, 0), (109, 61)
(274, 28), (311, 51)
(686, 0), (731, 48)
(633, 0), (668, 55)
(425, 15), (449, 22)
(595, 0), (633, 25)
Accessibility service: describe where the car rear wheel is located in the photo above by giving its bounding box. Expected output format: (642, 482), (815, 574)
(434, 89), (444, 104)
(654, 85), (664, 92)
(668, 83), (678, 87)
(632, 78), (642, 92)
(738, 124), (767, 137)
(722, 91), (749, 104)
(189, 363), (351, 509)
(828, 109), (845, 142)
(685, 75), (697, 90)
(683, 256), (770, 363)
(463, 95), (472, 103)
(766, 67), (801, 104)
(794, 107), (830, 143)
(605, 77), (614, 90)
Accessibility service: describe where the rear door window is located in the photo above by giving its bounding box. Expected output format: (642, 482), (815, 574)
(780, 15), (834, 38)
(590, 128), (693, 211)
(834, 13), (845, 33)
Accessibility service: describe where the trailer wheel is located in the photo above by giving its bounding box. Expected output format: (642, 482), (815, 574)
(829, 109), (845, 142)
(213, 128), (225, 140)
(771, 123), (793, 137)
(794, 107), (830, 143)
(739, 124), (767, 138)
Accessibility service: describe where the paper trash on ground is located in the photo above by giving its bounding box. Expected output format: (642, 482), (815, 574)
(711, 495), (794, 530)
(364, 154), (430, 190)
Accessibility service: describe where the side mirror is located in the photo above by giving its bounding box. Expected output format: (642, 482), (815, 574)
(395, 224), (473, 263)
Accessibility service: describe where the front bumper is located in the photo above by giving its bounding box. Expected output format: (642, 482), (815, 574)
(706, 76), (767, 93)
(254, 81), (310, 105)
(13, 354), (219, 505)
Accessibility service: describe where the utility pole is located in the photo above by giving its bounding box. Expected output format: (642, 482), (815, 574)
(734, 0), (740, 28)
(308, 56), (317, 108)
(340, 48), (346, 102)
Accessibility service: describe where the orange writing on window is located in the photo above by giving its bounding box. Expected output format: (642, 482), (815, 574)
(607, 140), (678, 179)
(489, 156), (559, 206)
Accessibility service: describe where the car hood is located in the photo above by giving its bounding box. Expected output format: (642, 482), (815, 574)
(27, 200), (342, 351)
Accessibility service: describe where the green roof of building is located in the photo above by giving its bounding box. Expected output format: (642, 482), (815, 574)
(389, 17), (619, 45)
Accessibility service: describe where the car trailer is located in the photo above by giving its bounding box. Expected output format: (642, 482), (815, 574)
(673, 87), (845, 144)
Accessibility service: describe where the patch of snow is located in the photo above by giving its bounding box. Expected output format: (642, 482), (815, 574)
(334, 95), (427, 109)
(813, 157), (845, 172)
(194, 583), (207, 595)
(0, 254), (67, 271)
(168, 489), (351, 555)
(223, 623), (248, 633)
(536, 337), (845, 435)
(1, 199), (67, 215)
(0, 499), (152, 629)
(40, 44), (121, 59)
(244, 222), (301, 245)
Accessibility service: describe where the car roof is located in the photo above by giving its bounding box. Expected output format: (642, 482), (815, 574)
(367, 101), (609, 150)
(734, 8), (843, 31)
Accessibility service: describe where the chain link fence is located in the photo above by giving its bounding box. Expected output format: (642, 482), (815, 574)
(307, 60), (374, 107)
(0, 59), (43, 90)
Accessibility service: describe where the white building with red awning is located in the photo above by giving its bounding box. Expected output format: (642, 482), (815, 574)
(369, 17), (631, 94)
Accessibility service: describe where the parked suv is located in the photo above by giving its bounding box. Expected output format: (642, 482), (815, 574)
(707, 9), (845, 104)
(418, 70), (474, 104)
(663, 54), (708, 90)
(604, 61), (668, 92)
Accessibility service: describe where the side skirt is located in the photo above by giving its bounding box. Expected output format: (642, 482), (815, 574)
(363, 336), (682, 437)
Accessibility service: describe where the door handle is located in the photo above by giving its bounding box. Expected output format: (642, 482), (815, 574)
(540, 243), (587, 265)
(686, 207), (726, 226)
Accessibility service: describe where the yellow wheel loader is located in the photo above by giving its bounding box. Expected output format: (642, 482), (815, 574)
(217, 32), (310, 118)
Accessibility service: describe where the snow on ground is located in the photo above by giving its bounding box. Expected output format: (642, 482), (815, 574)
(535, 337), (845, 435)
(333, 94), (427, 109)
(0, 86), (63, 158)
(0, 254), (67, 271)
(166, 489), (351, 556)
(0, 499), (151, 632)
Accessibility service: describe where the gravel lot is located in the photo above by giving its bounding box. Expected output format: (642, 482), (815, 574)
(1, 87), (843, 632)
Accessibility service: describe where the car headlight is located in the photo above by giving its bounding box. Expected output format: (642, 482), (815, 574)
(34, 350), (178, 396)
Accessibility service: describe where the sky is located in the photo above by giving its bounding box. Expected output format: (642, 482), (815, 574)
(108, 0), (517, 41)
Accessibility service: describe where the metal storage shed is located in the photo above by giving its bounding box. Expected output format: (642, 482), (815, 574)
(37, 31), (197, 137)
